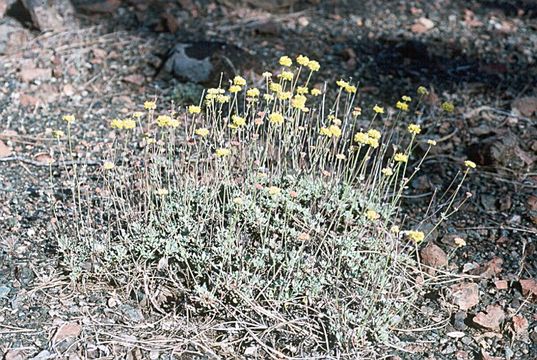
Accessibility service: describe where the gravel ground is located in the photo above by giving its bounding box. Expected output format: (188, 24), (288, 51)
(0, 0), (536, 359)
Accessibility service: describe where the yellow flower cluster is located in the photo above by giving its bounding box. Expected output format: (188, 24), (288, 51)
(394, 153), (408, 163)
(188, 105), (201, 114)
(269, 112), (284, 125)
(52, 130), (65, 139)
(62, 114), (75, 123)
(103, 161), (115, 170)
(373, 104), (384, 114)
(336, 79), (356, 94)
(396, 101), (409, 111)
(365, 209), (380, 221)
(319, 125), (342, 138)
(215, 148), (231, 157)
(291, 94), (307, 110)
(353, 130), (380, 148)
(442, 101), (455, 112)
(464, 160), (476, 169)
(110, 118), (136, 130)
(144, 101), (156, 110)
(229, 115), (246, 129)
(279, 56), (292, 67)
(407, 230), (425, 243)
(156, 115), (179, 128)
(246, 88), (260, 98)
(278, 71), (294, 81)
(195, 128), (209, 137)
(408, 124), (421, 135)
(310, 88), (322, 96)
(381, 167), (393, 176)
(233, 75), (246, 86)
(417, 86), (429, 96)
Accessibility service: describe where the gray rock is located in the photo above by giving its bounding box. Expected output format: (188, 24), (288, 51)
(0, 18), (31, 55)
(119, 304), (144, 323)
(0, 285), (10, 298)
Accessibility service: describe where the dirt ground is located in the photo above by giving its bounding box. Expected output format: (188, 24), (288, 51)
(0, 0), (536, 359)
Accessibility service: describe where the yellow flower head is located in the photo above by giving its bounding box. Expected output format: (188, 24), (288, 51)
(267, 186), (281, 196)
(417, 86), (429, 96)
(407, 230), (425, 243)
(367, 137), (379, 148)
(401, 95), (412, 102)
(155, 188), (169, 196)
(215, 148), (231, 157)
(133, 111), (144, 118)
(464, 160), (476, 169)
(408, 124), (421, 135)
(62, 114), (75, 123)
(263, 94), (274, 102)
(269, 83), (282, 93)
(156, 115), (172, 127)
(345, 84), (357, 94)
(427, 139), (437, 146)
(232, 197), (244, 205)
(216, 94), (230, 103)
(307, 60), (320, 71)
(319, 127), (332, 137)
(353, 132), (369, 145)
(381, 167), (393, 176)
(122, 118), (136, 129)
(262, 71), (272, 78)
(336, 153), (346, 160)
(442, 101), (455, 112)
(296, 54), (310, 66)
(367, 129), (381, 140)
(144, 101), (156, 110)
(396, 101), (409, 111)
(52, 130), (65, 139)
(231, 115), (246, 127)
(291, 94), (307, 109)
(246, 88), (260, 97)
(103, 161), (115, 170)
(373, 104), (384, 114)
(310, 88), (322, 96)
(110, 118), (124, 129)
(352, 106), (362, 117)
(365, 209), (380, 221)
(278, 71), (294, 81)
(229, 85), (242, 93)
(336, 79), (350, 88)
(329, 125), (342, 138)
(195, 128), (209, 137)
(278, 91), (292, 100)
(269, 112), (284, 125)
(394, 153), (408, 163)
(279, 55), (292, 67)
(188, 105), (201, 114)
(233, 75), (246, 86)
(296, 86), (309, 95)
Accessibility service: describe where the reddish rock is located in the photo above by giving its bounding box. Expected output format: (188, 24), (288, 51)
(0, 140), (12, 158)
(470, 256), (503, 278)
(123, 74), (145, 86)
(450, 282), (479, 310)
(53, 322), (81, 343)
(519, 279), (537, 300)
(420, 243), (448, 273)
(473, 305), (505, 331)
(19, 67), (52, 83)
(19, 93), (40, 107)
(511, 315), (529, 336)
(494, 280), (508, 290)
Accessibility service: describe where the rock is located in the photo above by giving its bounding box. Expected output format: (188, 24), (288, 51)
(30, 350), (53, 360)
(21, 0), (77, 31)
(494, 280), (508, 290)
(480, 349), (502, 360)
(527, 195), (537, 211)
(452, 311), (468, 330)
(420, 243), (448, 273)
(160, 41), (259, 86)
(19, 67), (52, 83)
(119, 304), (144, 323)
(472, 305), (505, 331)
(123, 74), (145, 86)
(512, 96), (537, 117)
(0, 140), (12, 157)
(75, 0), (121, 14)
(0, 285), (10, 297)
(19, 93), (40, 107)
(4, 349), (25, 360)
(411, 17), (435, 33)
(446, 331), (465, 338)
(0, 18), (32, 55)
(53, 322), (82, 342)
(519, 279), (537, 300)
(511, 315), (529, 337)
(0, 0), (17, 18)
(450, 283), (479, 310)
(470, 257), (503, 279)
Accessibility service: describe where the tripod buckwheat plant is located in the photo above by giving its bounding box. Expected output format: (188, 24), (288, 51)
(53, 55), (475, 357)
